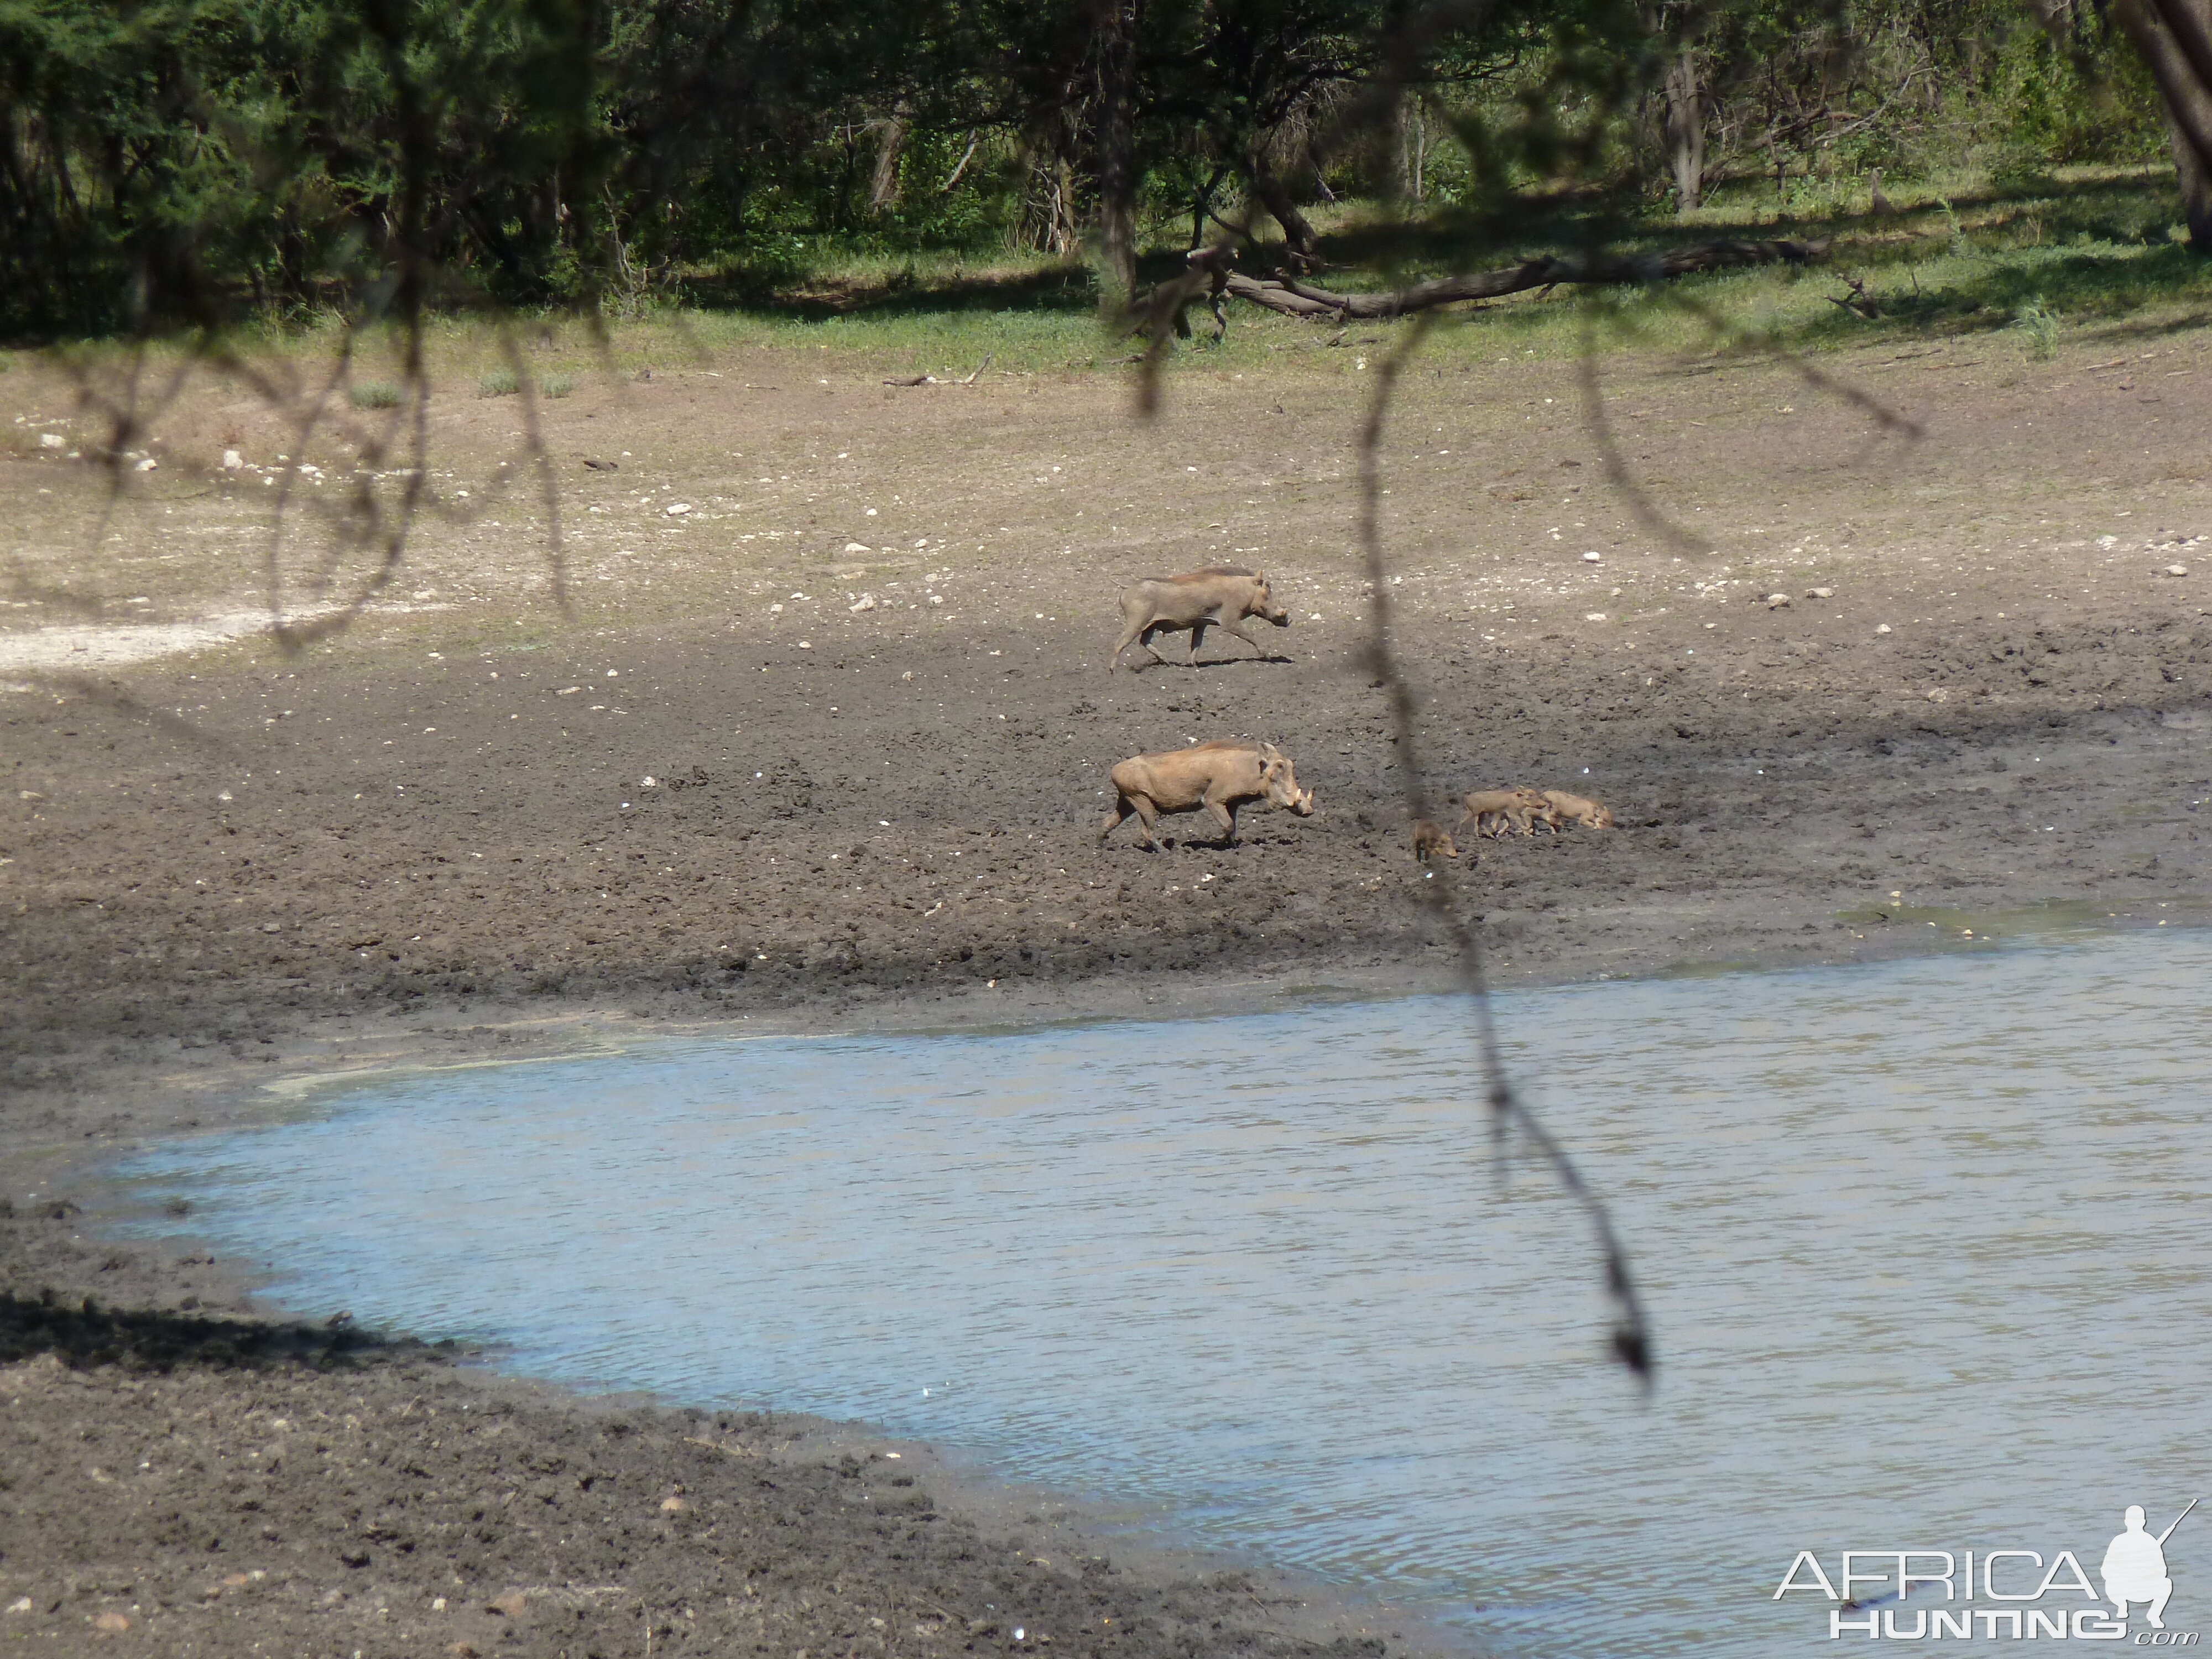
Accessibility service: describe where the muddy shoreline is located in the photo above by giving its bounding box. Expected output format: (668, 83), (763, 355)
(8, 330), (2212, 1653)
(1, 1285), (1463, 1659)
(8, 921), (2206, 1659)
(6, 912), (2202, 1658)
(5, 973), (1516, 1659)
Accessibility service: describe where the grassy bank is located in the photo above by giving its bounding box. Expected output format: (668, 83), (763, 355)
(632, 160), (2212, 369)
(7, 163), (2208, 418)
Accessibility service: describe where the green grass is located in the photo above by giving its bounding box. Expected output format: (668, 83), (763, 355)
(1248, 161), (2208, 366)
(2014, 297), (2063, 360)
(589, 160), (2210, 378)
(479, 366), (573, 397)
(348, 378), (403, 409)
(32, 161), (2209, 395)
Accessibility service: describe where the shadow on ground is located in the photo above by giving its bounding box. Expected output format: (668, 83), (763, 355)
(0, 1288), (437, 1372)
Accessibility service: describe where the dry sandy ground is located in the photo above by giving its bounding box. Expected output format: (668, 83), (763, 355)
(4, 314), (2212, 1655)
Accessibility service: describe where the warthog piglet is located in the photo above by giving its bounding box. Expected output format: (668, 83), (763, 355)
(1457, 787), (1550, 838)
(1538, 789), (1615, 828)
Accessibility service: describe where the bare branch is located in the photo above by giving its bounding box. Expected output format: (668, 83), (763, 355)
(1225, 237), (1830, 320)
(1353, 316), (1657, 1390)
(1574, 316), (1712, 557)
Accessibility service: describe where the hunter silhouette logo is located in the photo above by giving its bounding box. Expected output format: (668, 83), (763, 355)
(2105, 1502), (2194, 1630)
(1775, 1499), (2201, 1641)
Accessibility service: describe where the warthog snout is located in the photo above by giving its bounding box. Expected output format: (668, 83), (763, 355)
(1249, 578), (1288, 627)
(1259, 754), (1313, 816)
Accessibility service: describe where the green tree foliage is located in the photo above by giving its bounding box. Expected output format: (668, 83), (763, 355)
(1656, 0), (2164, 204)
(0, 0), (2198, 340)
(2, 0), (615, 336)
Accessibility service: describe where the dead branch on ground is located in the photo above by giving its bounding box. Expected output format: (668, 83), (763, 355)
(882, 356), (994, 387)
(1224, 236), (1830, 320)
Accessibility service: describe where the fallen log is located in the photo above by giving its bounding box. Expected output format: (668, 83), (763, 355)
(1223, 237), (1830, 320)
(882, 354), (994, 387)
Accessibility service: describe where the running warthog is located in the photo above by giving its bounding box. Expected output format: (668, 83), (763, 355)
(1457, 787), (1549, 839)
(1099, 739), (1314, 849)
(1538, 789), (1615, 829)
(1109, 566), (1290, 670)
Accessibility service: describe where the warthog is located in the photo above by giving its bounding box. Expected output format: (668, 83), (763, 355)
(1413, 819), (1460, 864)
(1538, 789), (1615, 829)
(1100, 739), (1315, 849)
(1456, 787), (1549, 839)
(1110, 566), (1290, 671)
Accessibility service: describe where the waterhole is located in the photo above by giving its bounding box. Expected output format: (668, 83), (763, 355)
(117, 933), (2212, 1656)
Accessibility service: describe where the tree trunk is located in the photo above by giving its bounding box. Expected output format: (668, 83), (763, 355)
(1246, 166), (1319, 268)
(2173, 108), (2212, 244)
(940, 131), (981, 195)
(868, 106), (909, 215)
(1054, 155), (1079, 253)
(1013, 147), (1079, 253)
(1220, 236), (1829, 320)
(2114, 0), (2212, 247)
(1663, 48), (1704, 212)
(1094, 0), (1138, 311)
(1188, 163), (1228, 249)
(1394, 93), (1428, 202)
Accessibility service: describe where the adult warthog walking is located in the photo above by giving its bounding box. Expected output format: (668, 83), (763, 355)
(1099, 739), (1315, 849)
(1109, 566), (1290, 670)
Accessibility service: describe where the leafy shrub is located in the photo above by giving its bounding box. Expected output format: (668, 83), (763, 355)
(539, 373), (575, 398)
(478, 367), (521, 397)
(2014, 298), (2060, 360)
(349, 379), (403, 409)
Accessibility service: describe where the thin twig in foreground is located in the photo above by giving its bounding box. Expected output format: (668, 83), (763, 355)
(1355, 314), (1655, 1389)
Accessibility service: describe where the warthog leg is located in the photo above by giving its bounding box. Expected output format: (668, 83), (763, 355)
(1101, 791), (1163, 849)
(1110, 620), (1171, 671)
(1203, 791), (1240, 845)
(1185, 619), (1209, 663)
(1211, 615), (1276, 659)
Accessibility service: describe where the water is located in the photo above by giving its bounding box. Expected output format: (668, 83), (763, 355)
(116, 933), (2212, 1656)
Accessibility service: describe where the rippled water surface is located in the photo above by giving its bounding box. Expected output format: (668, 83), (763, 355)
(118, 934), (2212, 1656)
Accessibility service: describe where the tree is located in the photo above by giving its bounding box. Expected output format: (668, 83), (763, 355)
(2106, 0), (2212, 244)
